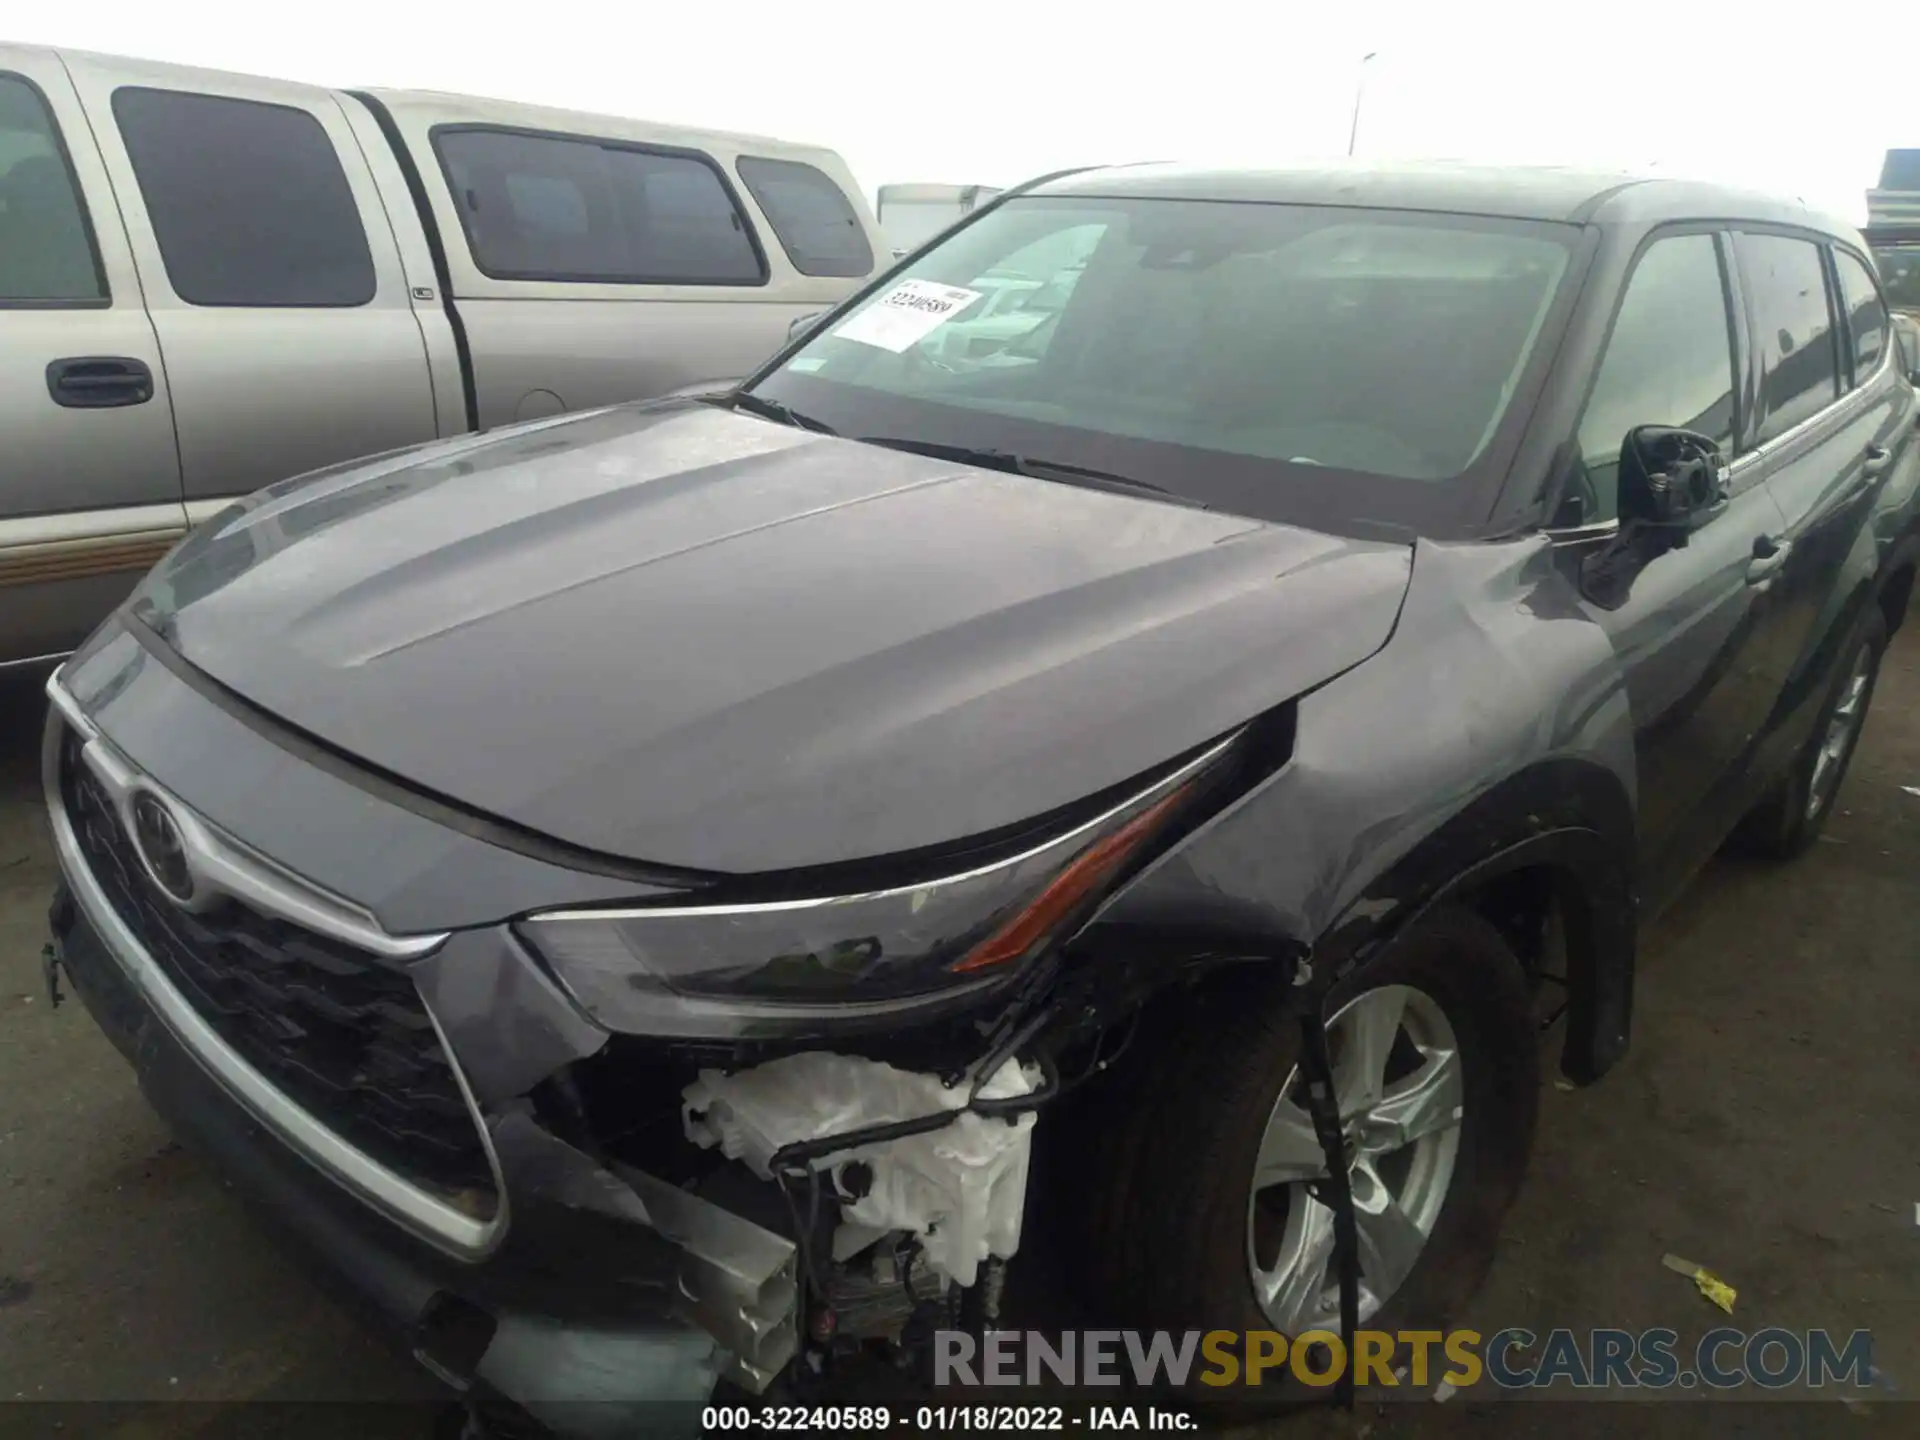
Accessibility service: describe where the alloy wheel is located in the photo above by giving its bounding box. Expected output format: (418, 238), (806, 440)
(1245, 984), (1463, 1333)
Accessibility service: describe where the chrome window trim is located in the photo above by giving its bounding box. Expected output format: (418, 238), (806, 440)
(524, 731), (1240, 924)
(1727, 342), (1891, 478)
(43, 669), (506, 1259)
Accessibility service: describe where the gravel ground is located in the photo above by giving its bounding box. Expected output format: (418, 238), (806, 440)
(1, 625), (1914, 1439)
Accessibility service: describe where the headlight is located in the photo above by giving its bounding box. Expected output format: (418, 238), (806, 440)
(517, 735), (1238, 1038)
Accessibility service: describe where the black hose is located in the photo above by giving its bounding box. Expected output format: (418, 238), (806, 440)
(968, 1003), (1055, 1099)
(967, 1050), (1061, 1115)
(766, 1046), (1071, 1177)
(770, 1108), (975, 1173)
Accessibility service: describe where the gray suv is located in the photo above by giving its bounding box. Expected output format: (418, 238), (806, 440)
(41, 162), (1920, 1433)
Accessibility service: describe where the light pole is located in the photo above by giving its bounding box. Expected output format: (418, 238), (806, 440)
(1347, 51), (1378, 158)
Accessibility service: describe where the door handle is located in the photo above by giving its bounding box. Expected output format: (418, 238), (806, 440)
(1747, 532), (1791, 584)
(1862, 444), (1893, 478)
(46, 356), (154, 409)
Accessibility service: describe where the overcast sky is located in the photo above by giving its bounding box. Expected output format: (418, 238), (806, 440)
(16, 0), (1906, 223)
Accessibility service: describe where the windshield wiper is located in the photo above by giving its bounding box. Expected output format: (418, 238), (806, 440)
(729, 391), (837, 435)
(854, 436), (1210, 511)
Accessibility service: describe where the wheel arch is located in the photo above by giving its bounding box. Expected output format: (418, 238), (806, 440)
(1090, 754), (1639, 1085)
(1305, 756), (1637, 1084)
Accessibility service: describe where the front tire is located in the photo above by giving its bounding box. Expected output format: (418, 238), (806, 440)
(1082, 907), (1538, 1402)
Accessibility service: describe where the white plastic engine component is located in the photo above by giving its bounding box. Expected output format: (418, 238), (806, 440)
(682, 1052), (1039, 1289)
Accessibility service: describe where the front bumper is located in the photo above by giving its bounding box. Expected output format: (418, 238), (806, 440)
(50, 893), (725, 1436)
(40, 639), (804, 1436)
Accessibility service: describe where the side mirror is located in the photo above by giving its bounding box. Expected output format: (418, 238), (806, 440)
(788, 312), (826, 344)
(1617, 426), (1728, 528)
(1578, 426), (1728, 611)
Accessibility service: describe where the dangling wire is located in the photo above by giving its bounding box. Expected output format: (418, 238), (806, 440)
(775, 1165), (830, 1307)
(1293, 964), (1359, 1410)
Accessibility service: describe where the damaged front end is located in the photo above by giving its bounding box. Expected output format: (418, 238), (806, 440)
(50, 634), (1326, 1432)
(514, 1039), (1048, 1402)
(467, 734), (1248, 1403)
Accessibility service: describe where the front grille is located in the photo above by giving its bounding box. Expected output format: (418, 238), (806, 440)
(59, 727), (496, 1208)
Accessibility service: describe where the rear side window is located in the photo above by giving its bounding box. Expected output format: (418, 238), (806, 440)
(1736, 232), (1840, 446)
(435, 127), (764, 285)
(0, 74), (105, 303)
(112, 88), (375, 307)
(736, 156), (873, 277)
(1569, 233), (1735, 525)
(1833, 249), (1889, 385)
(1873, 245), (1920, 312)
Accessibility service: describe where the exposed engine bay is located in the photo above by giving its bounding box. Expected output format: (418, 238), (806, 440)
(512, 928), (1355, 1410)
(682, 1051), (1039, 1387)
(512, 942), (1164, 1400)
(684, 1052), (1039, 1293)
(662, 1026), (1065, 1390)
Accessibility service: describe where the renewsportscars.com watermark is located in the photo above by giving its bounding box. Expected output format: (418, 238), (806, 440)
(935, 1327), (1890, 1395)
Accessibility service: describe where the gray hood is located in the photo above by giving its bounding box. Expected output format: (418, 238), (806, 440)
(129, 401), (1413, 875)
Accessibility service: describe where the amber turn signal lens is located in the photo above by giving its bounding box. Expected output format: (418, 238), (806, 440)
(949, 781), (1196, 974)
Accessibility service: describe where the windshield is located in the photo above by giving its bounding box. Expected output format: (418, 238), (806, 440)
(747, 195), (1577, 534)
(878, 199), (975, 253)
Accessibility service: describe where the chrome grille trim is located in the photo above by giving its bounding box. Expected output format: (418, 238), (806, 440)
(43, 666), (508, 1259)
(45, 679), (442, 960)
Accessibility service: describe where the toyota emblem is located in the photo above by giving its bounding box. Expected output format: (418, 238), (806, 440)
(130, 792), (195, 905)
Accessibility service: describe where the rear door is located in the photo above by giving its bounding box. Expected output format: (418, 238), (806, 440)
(0, 50), (182, 663)
(365, 93), (876, 428)
(1736, 234), (1913, 778)
(1551, 228), (1798, 913)
(60, 53), (438, 507)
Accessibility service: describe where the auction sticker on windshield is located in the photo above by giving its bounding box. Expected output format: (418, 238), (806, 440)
(831, 279), (983, 353)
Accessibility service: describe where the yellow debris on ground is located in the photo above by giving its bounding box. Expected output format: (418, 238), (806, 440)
(1661, 1252), (1737, 1314)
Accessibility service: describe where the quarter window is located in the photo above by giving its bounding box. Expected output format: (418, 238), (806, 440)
(0, 74), (105, 303)
(1736, 232), (1841, 445)
(1568, 234), (1736, 526)
(1833, 249), (1889, 385)
(736, 156), (873, 277)
(435, 128), (764, 285)
(113, 87), (376, 307)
